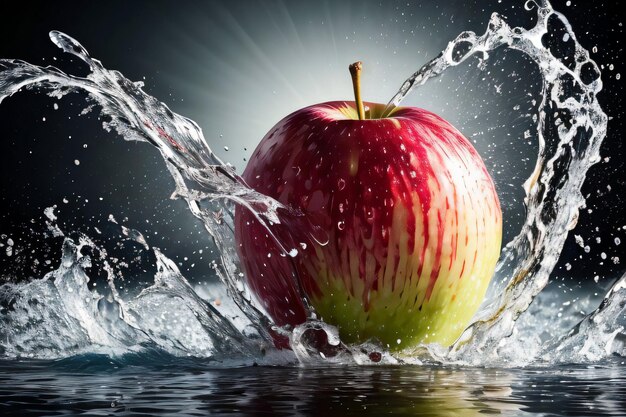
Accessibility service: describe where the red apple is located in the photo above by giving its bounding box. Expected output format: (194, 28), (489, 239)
(234, 62), (502, 350)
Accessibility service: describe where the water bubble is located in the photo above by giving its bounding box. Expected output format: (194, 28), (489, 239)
(615, 237), (621, 245)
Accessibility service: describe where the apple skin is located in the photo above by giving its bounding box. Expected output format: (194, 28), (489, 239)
(234, 101), (502, 350)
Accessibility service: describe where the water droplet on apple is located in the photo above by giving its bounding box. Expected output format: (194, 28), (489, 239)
(337, 178), (346, 190)
(337, 221), (345, 231)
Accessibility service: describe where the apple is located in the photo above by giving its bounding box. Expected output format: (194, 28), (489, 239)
(234, 62), (502, 350)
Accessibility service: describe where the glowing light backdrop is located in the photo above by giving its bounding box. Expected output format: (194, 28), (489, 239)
(0, 0), (623, 290)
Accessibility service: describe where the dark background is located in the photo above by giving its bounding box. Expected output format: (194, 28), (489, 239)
(0, 0), (624, 292)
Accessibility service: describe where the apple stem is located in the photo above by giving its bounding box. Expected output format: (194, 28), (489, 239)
(349, 61), (366, 120)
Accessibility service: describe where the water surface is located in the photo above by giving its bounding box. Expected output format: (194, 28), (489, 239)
(2, 357), (625, 416)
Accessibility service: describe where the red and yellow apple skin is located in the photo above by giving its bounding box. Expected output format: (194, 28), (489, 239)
(234, 101), (502, 350)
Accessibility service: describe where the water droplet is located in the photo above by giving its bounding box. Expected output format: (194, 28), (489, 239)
(337, 221), (345, 231)
(574, 234), (584, 247)
(337, 178), (346, 190)
(74, 159), (80, 166)
(615, 237), (621, 245)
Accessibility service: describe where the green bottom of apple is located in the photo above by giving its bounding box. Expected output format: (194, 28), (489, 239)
(304, 192), (501, 351)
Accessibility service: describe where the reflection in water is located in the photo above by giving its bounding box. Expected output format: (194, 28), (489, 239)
(1, 358), (625, 416)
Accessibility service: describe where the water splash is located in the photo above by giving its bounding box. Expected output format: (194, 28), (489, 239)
(1, 30), (331, 355)
(384, 0), (609, 366)
(0, 0), (620, 367)
(0, 219), (271, 360)
(545, 273), (626, 363)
